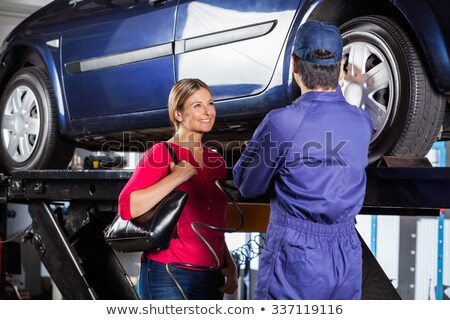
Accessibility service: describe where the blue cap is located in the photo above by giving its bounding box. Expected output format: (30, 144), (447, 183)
(293, 20), (343, 65)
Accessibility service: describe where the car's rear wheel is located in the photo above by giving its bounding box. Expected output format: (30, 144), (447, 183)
(0, 67), (75, 173)
(340, 15), (445, 164)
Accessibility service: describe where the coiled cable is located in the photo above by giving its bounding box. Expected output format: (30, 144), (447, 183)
(166, 180), (245, 300)
(230, 233), (265, 266)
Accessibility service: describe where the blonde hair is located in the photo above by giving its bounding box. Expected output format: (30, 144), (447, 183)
(168, 78), (212, 132)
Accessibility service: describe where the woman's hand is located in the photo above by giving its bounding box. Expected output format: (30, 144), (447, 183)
(170, 160), (197, 183)
(218, 264), (238, 295)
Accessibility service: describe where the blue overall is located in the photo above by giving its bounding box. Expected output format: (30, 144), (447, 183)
(233, 88), (373, 299)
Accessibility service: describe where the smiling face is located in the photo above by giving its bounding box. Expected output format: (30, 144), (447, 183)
(175, 87), (216, 135)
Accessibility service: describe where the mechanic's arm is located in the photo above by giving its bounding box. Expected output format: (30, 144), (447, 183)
(233, 115), (284, 198)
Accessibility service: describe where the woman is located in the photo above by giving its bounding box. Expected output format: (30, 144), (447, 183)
(118, 79), (238, 300)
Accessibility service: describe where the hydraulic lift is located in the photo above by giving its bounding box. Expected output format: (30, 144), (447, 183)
(0, 157), (447, 299)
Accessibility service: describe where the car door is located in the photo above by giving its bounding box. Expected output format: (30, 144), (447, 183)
(174, 0), (301, 101)
(61, 0), (177, 120)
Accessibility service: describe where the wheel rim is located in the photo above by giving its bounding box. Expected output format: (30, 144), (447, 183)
(340, 30), (399, 143)
(1, 85), (40, 163)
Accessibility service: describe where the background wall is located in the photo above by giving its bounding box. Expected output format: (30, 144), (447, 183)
(0, 0), (52, 42)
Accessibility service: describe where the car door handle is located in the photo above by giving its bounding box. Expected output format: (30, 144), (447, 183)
(149, 0), (167, 8)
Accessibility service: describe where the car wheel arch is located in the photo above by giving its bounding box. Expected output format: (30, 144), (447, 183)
(283, 0), (416, 103)
(308, 0), (444, 93)
(2, 43), (70, 136)
(283, 1), (446, 163)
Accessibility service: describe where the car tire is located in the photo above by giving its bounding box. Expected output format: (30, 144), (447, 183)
(0, 67), (75, 173)
(340, 15), (445, 164)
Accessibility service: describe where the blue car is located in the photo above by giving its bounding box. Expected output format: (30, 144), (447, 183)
(0, 0), (449, 173)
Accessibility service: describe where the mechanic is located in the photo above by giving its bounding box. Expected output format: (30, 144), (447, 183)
(233, 20), (373, 299)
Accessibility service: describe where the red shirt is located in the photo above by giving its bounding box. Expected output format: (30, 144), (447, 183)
(118, 142), (228, 269)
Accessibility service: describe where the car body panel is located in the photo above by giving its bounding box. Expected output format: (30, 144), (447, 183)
(61, 0), (177, 120)
(0, 0), (449, 144)
(175, 0), (300, 101)
(0, 2), (75, 135)
(393, 0), (450, 94)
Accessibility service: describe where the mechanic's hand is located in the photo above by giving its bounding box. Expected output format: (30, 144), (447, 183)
(218, 264), (238, 295)
(170, 160), (197, 183)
